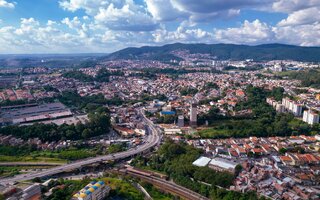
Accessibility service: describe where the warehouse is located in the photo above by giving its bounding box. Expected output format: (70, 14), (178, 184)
(0, 102), (72, 126)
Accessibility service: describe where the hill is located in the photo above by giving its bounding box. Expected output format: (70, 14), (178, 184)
(105, 43), (320, 62)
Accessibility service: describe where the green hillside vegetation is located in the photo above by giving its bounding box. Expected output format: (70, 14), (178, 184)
(106, 43), (320, 62)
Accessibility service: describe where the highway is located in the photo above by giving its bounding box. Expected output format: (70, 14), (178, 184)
(0, 109), (161, 185)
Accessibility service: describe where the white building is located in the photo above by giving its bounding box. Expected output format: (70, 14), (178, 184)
(209, 158), (239, 173)
(292, 103), (303, 116)
(192, 156), (211, 167)
(303, 110), (319, 125)
(276, 104), (285, 113)
(164, 128), (182, 135)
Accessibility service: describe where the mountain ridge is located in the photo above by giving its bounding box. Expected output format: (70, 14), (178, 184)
(105, 43), (320, 62)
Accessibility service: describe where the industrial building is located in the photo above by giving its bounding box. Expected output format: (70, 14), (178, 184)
(192, 156), (211, 167)
(209, 158), (239, 173)
(72, 181), (110, 200)
(22, 184), (41, 200)
(0, 102), (72, 126)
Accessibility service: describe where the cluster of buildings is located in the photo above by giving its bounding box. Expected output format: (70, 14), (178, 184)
(189, 135), (320, 200)
(267, 97), (303, 116)
(0, 180), (110, 200)
(0, 89), (33, 101)
(0, 184), (41, 200)
(267, 97), (320, 125)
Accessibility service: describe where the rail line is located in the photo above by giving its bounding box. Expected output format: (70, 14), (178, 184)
(116, 168), (210, 200)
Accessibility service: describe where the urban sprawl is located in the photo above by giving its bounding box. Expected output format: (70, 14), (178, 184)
(0, 54), (320, 200)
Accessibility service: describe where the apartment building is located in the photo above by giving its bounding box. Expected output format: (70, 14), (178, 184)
(72, 181), (110, 200)
(303, 110), (319, 125)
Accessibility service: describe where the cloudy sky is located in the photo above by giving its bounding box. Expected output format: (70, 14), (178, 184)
(0, 0), (319, 53)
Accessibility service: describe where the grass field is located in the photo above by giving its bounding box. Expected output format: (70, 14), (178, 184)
(100, 177), (144, 200)
(0, 166), (52, 178)
(0, 155), (67, 163)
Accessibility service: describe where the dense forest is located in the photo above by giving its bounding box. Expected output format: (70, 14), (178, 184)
(132, 140), (266, 200)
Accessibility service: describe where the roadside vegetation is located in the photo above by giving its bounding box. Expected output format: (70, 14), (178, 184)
(0, 144), (128, 178)
(0, 144), (105, 163)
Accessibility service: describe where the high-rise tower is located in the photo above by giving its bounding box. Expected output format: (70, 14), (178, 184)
(190, 103), (197, 127)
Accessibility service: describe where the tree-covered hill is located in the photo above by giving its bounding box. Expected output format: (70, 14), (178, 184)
(105, 43), (320, 62)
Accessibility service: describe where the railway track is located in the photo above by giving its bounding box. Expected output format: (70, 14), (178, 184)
(117, 168), (210, 200)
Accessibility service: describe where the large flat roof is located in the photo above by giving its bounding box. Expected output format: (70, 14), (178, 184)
(209, 158), (239, 170)
(192, 156), (211, 167)
(0, 102), (69, 120)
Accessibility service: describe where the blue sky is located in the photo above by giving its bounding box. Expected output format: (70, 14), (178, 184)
(0, 0), (319, 53)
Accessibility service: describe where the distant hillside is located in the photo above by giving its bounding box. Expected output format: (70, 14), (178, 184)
(0, 54), (107, 68)
(105, 43), (320, 62)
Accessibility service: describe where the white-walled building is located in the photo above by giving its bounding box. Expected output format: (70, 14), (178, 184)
(303, 110), (319, 125)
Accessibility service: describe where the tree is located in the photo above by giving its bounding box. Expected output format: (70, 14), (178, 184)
(279, 148), (287, 155)
(235, 165), (243, 176)
(81, 129), (91, 139)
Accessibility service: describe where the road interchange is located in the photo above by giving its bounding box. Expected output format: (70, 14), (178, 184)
(0, 109), (161, 185)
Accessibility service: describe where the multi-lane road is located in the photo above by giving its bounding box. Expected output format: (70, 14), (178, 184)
(0, 109), (161, 185)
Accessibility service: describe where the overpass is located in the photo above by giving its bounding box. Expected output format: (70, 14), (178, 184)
(0, 109), (161, 185)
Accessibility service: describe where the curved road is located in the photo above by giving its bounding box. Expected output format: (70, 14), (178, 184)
(0, 109), (161, 185)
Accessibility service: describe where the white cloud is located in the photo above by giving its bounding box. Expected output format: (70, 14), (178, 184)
(274, 23), (320, 46)
(152, 22), (213, 43)
(272, 0), (320, 12)
(170, 0), (270, 22)
(0, 0), (15, 8)
(2, 0), (320, 53)
(214, 19), (275, 44)
(145, 0), (187, 21)
(94, 1), (158, 31)
(278, 7), (320, 26)
(59, 0), (108, 14)
(62, 17), (81, 29)
(60, 0), (157, 31)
